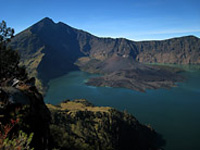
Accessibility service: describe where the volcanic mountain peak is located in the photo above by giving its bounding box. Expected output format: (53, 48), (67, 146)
(38, 17), (54, 24)
(9, 17), (200, 93)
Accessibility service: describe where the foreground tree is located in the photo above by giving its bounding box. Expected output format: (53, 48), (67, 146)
(0, 21), (26, 84)
(0, 20), (14, 44)
(0, 21), (35, 150)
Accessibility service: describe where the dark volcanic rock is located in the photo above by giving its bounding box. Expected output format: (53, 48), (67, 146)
(77, 55), (184, 92)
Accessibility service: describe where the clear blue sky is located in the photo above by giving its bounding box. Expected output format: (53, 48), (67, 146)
(1, 0), (200, 41)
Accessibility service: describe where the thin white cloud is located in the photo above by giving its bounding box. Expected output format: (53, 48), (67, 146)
(94, 28), (200, 41)
(138, 29), (200, 35)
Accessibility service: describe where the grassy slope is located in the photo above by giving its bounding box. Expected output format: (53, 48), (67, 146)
(47, 99), (165, 150)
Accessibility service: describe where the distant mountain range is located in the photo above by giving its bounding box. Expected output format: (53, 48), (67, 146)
(9, 17), (200, 92)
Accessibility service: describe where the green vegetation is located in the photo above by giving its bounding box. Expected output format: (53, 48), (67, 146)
(0, 129), (34, 150)
(0, 119), (34, 150)
(47, 99), (165, 150)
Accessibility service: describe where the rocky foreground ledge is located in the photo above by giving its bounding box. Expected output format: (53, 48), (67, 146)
(0, 82), (51, 150)
(47, 99), (165, 150)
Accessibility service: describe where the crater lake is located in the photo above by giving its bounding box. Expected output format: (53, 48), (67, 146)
(45, 67), (200, 150)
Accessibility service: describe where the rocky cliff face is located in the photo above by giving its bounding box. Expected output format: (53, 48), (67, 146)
(47, 99), (165, 150)
(135, 36), (200, 64)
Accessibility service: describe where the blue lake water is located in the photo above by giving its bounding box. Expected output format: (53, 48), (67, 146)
(45, 70), (200, 150)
